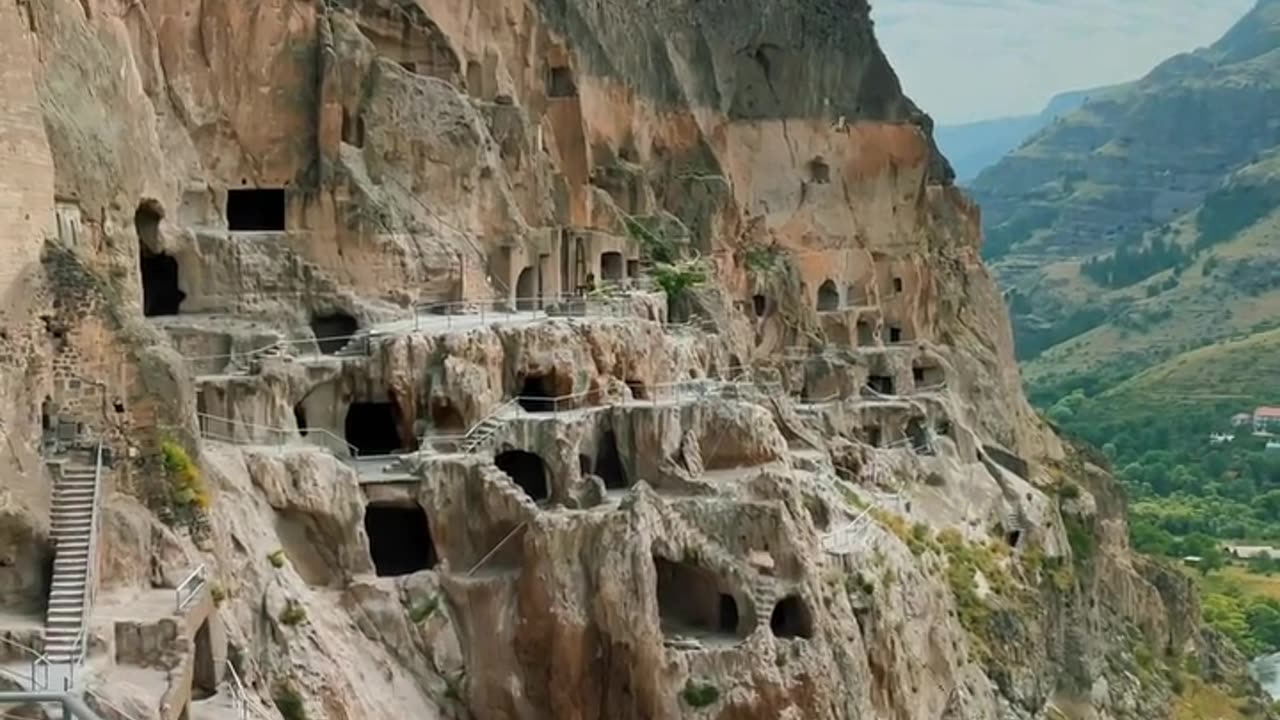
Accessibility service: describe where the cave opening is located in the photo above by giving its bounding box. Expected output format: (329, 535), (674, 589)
(892, 277), (904, 293)
(140, 247), (185, 317)
(808, 157), (831, 184)
(135, 200), (162, 247)
(431, 400), (466, 432)
(817, 280), (840, 312)
(517, 374), (557, 412)
(752, 294), (767, 318)
(856, 321), (874, 346)
(192, 618), (217, 699)
(867, 375), (895, 396)
(601, 251), (624, 282)
(341, 108), (365, 148)
(293, 403), (308, 436)
(626, 379), (647, 401)
(914, 363), (945, 388)
(1005, 529), (1022, 549)
(548, 65), (577, 98)
(596, 431), (629, 490)
(311, 312), (359, 354)
(769, 595), (814, 639)
(866, 425), (883, 448)
(227, 188), (286, 232)
(364, 502), (437, 576)
(345, 402), (404, 456)
(495, 449), (549, 502)
(516, 266), (538, 310)
(907, 419), (930, 454)
(653, 555), (744, 638)
(888, 325), (903, 343)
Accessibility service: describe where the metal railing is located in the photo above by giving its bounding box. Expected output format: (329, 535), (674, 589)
(225, 659), (250, 720)
(0, 691), (103, 719)
(175, 565), (207, 612)
(0, 635), (50, 691)
(196, 413), (358, 462)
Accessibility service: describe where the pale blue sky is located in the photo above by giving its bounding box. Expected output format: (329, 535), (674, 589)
(873, 0), (1256, 124)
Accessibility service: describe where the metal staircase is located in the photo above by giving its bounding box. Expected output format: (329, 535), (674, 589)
(43, 441), (104, 689)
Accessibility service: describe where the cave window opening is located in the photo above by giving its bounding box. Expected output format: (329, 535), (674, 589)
(817, 280), (840, 312)
(495, 449), (550, 502)
(808, 157), (831, 184)
(548, 65), (577, 98)
(866, 425), (883, 448)
(1005, 529), (1022, 549)
(596, 430), (629, 490)
(626, 259), (640, 280)
(364, 502), (438, 576)
(907, 419), (930, 454)
(653, 556), (744, 639)
(192, 619), (217, 700)
(914, 363), (945, 388)
(578, 453), (592, 477)
(517, 375), (557, 413)
(41, 397), (52, 434)
(752, 294), (767, 318)
(294, 403), (308, 437)
(769, 595), (814, 639)
(912, 367), (925, 385)
(601, 251), (624, 282)
(867, 375), (895, 396)
(431, 400), (466, 432)
(140, 247), (185, 317)
(516, 266), (538, 310)
(311, 312), (359, 354)
(626, 379), (647, 401)
(888, 325), (903, 343)
(892, 277), (904, 294)
(341, 108), (365, 148)
(226, 189), (286, 232)
(856, 321), (874, 346)
(345, 402), (405, 456)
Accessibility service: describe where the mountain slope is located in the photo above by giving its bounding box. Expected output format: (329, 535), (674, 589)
(937, 87), (1101, 182)
(969, 0), (1280, 399)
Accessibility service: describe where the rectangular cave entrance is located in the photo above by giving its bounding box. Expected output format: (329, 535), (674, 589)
(593, 430), (629, 490)
(600, 251), (624, 282)
(140, 247), (185, 317)
(653, 555), (744, 640)
(517, 374), (558, 412)
(856, 321), (874, 346)
(888, 325), (903, 343)
(192, 618), (217, 699)
(364, 501), (438, 576)
(547, 65), (577, 98)
(310, 312), (359, 354)
(227, 188), (286, 232)
(345, 402), (407, 456)
(867, 375), (895, 396)
(913, 363), (945, 388)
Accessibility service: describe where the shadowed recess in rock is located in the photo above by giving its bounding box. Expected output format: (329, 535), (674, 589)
(817, 279), (839, 311)
(517, 374), (556, 412)
(226, 188), (285, 231)
(495, 450), (550, 501)
(345, 402), (404, 456)
(595, 430), (629, 490)
(653, 555), (746, 640)
(364, 502), (438, 576)
(769, 595), (814, 639)
(192, 618), (217, 699)
(311, 312), (359, 354)
(140, 247), (184, 317)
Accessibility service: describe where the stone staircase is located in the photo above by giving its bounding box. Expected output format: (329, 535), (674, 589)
(45, 457), (100, 670)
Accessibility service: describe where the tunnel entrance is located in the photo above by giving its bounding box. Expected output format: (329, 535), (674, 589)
(516, 266), (537, 310)
(311, 312), (358, 354)
(866, 425), (883, 448)
(654, 556), (743, 639)
(192, 618), (217, 699)
(596, 431), (629, 490)
(1005, 529), (1023, 549)
(364, 502), (437, 576)
(817, 280), (839, 311)
(601, 252), (624, 282)
(888, 325), (903, 343)
(293, 403), (308, 436)
(227, 189), (285, 231)
(495, 450), (549, 501)
(345, 402), (404, 456)
(626, 379), (647, 401)
(140, 248), (185, 317)
(517, 375), (556, 412)
(431, 399), (466, 432)
(752, 294), (767, 318)
(769, 595), (814, 639)
(547, 65), (577, 98)
(867, 375), (895, 396)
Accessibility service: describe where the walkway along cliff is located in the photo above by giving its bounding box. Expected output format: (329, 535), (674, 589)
(0, 0), (1269, 718)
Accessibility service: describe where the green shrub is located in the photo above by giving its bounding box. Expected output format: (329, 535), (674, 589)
(279, 600), (307, 626)
(681, 680), (720, 708)
(210, 583), (226, 606)
(409, 595), (439, 623)
(1058, 482), (1082, 500)
(273, 681), (308, 720)
(268, 550), (287, 569)
(159, 439), (208, 530)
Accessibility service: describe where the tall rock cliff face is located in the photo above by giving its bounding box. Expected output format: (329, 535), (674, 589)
(0, 0), (1267, 718)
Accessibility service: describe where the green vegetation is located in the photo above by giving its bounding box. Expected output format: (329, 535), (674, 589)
(273, 681), (308, 720)
(210, 583), (226, 606)
(409, 595), (439, 623)
(160, 439), (208, 529)
(279, 600), (308, 626)
(268, 549), (288, 569)
(651, 259), (709, 322)
(1081, 235), (1190, 289)
(680, 680), (721, 708)
(623, 215), (677, 264)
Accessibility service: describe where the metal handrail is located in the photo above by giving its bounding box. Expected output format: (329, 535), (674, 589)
(225, 659), (250, 720)
(175, 565), (207, 612)
(0, 691), (103, 719)
(196, 413), (358, 459)
(0, 635), (50, 691)
(467, 523), (527, 576)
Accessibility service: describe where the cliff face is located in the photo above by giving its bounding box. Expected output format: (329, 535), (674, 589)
(0, 0), (1266, 718)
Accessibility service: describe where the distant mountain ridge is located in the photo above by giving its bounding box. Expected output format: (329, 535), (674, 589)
(966, 0), (1280, 405)
(937, 87), (1105, 181)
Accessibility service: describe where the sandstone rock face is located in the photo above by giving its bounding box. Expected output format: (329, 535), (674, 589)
(0, 0), (1267, 719)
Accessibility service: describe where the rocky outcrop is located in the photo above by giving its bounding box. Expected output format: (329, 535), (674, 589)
(0, 0), (1266, 718)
